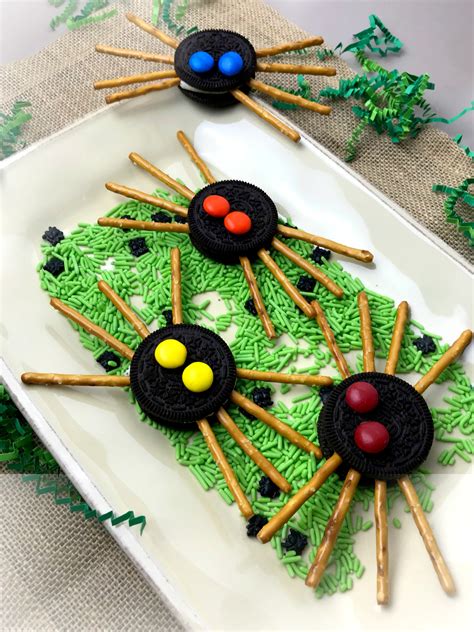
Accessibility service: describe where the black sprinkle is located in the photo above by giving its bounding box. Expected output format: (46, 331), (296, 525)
(151, 211), (172, 223)
(162, 309), (173, 326)
(244, 298), (258, 316)
(282, 529), (308, 555)
(252, 387), (273, 408)
(258, 476), (280, 499)
(246, 514), (268, 537)
(239, 407), (255, 420)
(42, 226), (64, 246)
(319, 385), (335, 404)
(120, 214), (133, 232)
(97, 351), (122, 372)
(413, 335), (436, 355)
(174, 215), (188, 224)
(311, 246), (331, 265)
(297, 275), (316, 292)
(43, 258), (64, 277)
(129, 237), (149, 257)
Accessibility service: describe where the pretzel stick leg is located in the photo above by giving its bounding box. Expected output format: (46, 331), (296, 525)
(258, 453), (342, 543)
(398, 476), (455, 595)
(216, 408), (291, 493)
(236, 368), (332, 387)
(239, 256), (276, 339)
(311, 300), (351, 379)
(230, 89), (301, 143)
(271, 238), (343, 298)
(50, 298), (134, 360)
(105, 78), (181, 104)
(256, 61), (336, 76)
(358, 291), (375, 372)
(374, 480), (389, 605)
(276, 224), (373, 263)
(170, 247), (183, 325)
(197, 418), (253, 519)
(248, 79), (331, 115)
(385, 301), (409, 375)
(257, 249), (314, 318)
(126, 13), (179, 48)
(414, 330), (472, 394)
(95, 44), (174, 64)
(176, 130), (216, 183)
(98, 280), (149, 339)
(129, 152), (194, 200)
(105, 182), (188, 216)
(230, 390), (321, 457)
(98, 217), (189, 233)
(306, 468), (361, 589)
(256, 36), (324, 58)
(94, 69), (177, 90)
(21, 373), (130, 387)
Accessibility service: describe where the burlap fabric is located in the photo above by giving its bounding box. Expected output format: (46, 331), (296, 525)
(1, 1), (472, 630)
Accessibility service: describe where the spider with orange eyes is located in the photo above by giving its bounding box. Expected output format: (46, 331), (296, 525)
(94, 13), (336, 142)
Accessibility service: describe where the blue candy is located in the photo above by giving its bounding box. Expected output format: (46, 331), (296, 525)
(218, 51), (244, 77)
(188, 51), (214, 73)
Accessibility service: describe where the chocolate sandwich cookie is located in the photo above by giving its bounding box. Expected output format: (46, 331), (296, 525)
(317, 372), (434, 481)
(174, 29), (256, 107)
(187, 180), (278, 263)
(130, 324), (236, 427)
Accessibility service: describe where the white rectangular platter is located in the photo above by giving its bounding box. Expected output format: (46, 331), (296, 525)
(1, 90), (472, 631)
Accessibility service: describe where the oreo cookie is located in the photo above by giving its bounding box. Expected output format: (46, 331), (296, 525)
(317, 372), (434, 481)
(130, 325), (236, 427)
(187, 181), (278, 263)
(174, 30), (256, 107)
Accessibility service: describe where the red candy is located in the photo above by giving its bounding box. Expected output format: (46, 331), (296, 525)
(354, 421), (390, 454)
(224, 211), (252, 235)
(203, 195), (230, 218)
(345, 381), (379, 413)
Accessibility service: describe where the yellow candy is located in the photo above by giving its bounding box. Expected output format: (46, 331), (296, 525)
(182, 362), (214, 393)
(154, 339), (187, 369)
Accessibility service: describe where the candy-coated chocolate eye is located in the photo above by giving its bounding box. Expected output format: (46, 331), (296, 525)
(224, 211), (252, 235)
(189, 51), (214, 73)
(354, 421), (390, 454)
(203, 195), (230, 218)
(218, 51), (244, 76)
(345, 381), (379, 413)
(154, 339), (187, 369)
(182, 362), (214, 392)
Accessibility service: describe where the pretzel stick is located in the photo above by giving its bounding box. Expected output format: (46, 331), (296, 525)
(21, 373), (130, 387)
(94, 69), (177, 90)
(271, 238), (343, 298)
(95, 44), (174, 64)
(257, 249), (314, 318)
(239, 256), (276, 339)
(230, 89), (301, 143)
(50, 298), (134, 360)
(277, 224), (374, 263)
(306, 468), (361, 588)
(216, 408), (291, 493)
(256, 36), (324, 58)
(98, 217), (189, 233)
(414, 330), (472, 394)
(105, 78), (181, 104)
(126, 12), (179, 49)
(176, 130), (216, 183)
(98, 280), (149, 339)
(385, 301), (409, 375)
(129, 152), (194, 200)
(236, 368), (332, 387)
(256, 61), (336, 76)
(311, 300), (351, 379)
(105, 182), (188, 216)
(248, 79), (331, 115)
(374, 480), (389, 605)
(258, 453), (342, 543)
(170, 247), (183, 325)
(398, 475), (455, 595)
(358, 291), (375, 372)
(197, 418), (253, 519)
(230, 390), (322, 457)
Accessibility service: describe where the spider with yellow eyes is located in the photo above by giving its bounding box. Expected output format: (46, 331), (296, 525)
(94, 13), (336, 142)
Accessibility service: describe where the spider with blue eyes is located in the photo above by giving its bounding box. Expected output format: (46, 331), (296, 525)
(94, 13), (336, 142)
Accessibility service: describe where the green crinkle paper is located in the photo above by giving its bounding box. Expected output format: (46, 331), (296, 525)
(432, 178), (474, 247)
(0, 101), (32, 160)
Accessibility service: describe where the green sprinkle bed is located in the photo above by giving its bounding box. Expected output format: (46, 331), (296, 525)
(37, 185), (473, 598)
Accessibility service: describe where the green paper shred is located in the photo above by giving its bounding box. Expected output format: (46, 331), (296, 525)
(336, 14), (404, 57)
(452, 134), (474, 159)
(49, 0), (78, 30)
(49, 0), (124, 31)
(0, 101), (32, 160)
(432, 178), (474, 247)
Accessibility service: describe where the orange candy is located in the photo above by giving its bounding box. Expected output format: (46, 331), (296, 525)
(224, 211), (252, 235)
(202, 195), (230, 218)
